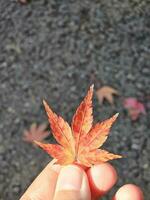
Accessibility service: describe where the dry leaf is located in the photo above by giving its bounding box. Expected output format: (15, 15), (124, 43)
(6, 44), (21, 54)
(23, 123), (50, 143)
(18, 0), (28, 4)
(35, 85), (122, 167)
(123, 97), (146, 121)
(96, 86), (119, 105)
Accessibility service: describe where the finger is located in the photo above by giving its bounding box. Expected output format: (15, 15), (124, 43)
(54, 165), (91, 200)
(87, 163), (117, 199)
(112, 184), (144, 200)
(20, 161), (61, 200)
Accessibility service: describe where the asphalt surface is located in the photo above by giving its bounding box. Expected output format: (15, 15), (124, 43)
(0, 0), (150, 199)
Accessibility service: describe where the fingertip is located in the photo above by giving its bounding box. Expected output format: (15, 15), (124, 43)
(54, 165), (91, 200)
(55, 165), (83, 191)
(113, 184), (144, 200)
(87, 163), (117, 198)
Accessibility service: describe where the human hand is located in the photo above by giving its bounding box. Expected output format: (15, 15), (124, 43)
(20, 161), (144, 200)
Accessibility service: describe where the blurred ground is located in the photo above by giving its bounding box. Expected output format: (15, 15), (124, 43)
(0, 0), (150, 199)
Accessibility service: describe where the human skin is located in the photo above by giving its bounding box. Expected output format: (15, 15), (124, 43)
(20, 161), (144, 200)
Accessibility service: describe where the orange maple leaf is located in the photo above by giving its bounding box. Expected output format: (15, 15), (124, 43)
(96, 86), (119, 105)
(35, 85), (122, 167)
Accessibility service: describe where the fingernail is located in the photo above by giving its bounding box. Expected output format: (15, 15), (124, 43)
(56, 165), (83, 191)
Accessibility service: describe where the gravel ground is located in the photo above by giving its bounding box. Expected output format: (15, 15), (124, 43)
(0, 0), (150, 199)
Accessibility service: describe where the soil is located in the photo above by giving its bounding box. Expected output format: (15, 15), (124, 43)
(0, 0), (150, 199)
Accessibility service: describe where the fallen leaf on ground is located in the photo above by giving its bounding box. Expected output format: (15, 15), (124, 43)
(123, 97), (146, 121)
(23, 123), (50, 143)
(6, 44), (21, 54)
(96, 86), (119, 105)
(146, 102), (150, 109)
(35, 85), (122, 167)
(18, 0), (28, 4)
(145, 96), (150, 109)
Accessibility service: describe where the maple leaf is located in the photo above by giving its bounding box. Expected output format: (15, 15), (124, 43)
(18, 0), (27, 4)
(123, 97), (146, 121)
(96, 86), (119, 105)
(35, 85), (122, 167)
(23, 123), (50, 143)
(18, 0), (31, 4)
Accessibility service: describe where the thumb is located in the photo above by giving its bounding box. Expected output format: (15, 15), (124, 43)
(54, 165), (91, 200)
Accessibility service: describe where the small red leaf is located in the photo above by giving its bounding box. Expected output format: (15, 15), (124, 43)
(18, 0), (28, 4)
(123, 98), (146, 121)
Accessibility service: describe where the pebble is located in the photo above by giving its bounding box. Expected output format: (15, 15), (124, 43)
(131, 144), (140, 150)
(0, 145), (5, 154)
